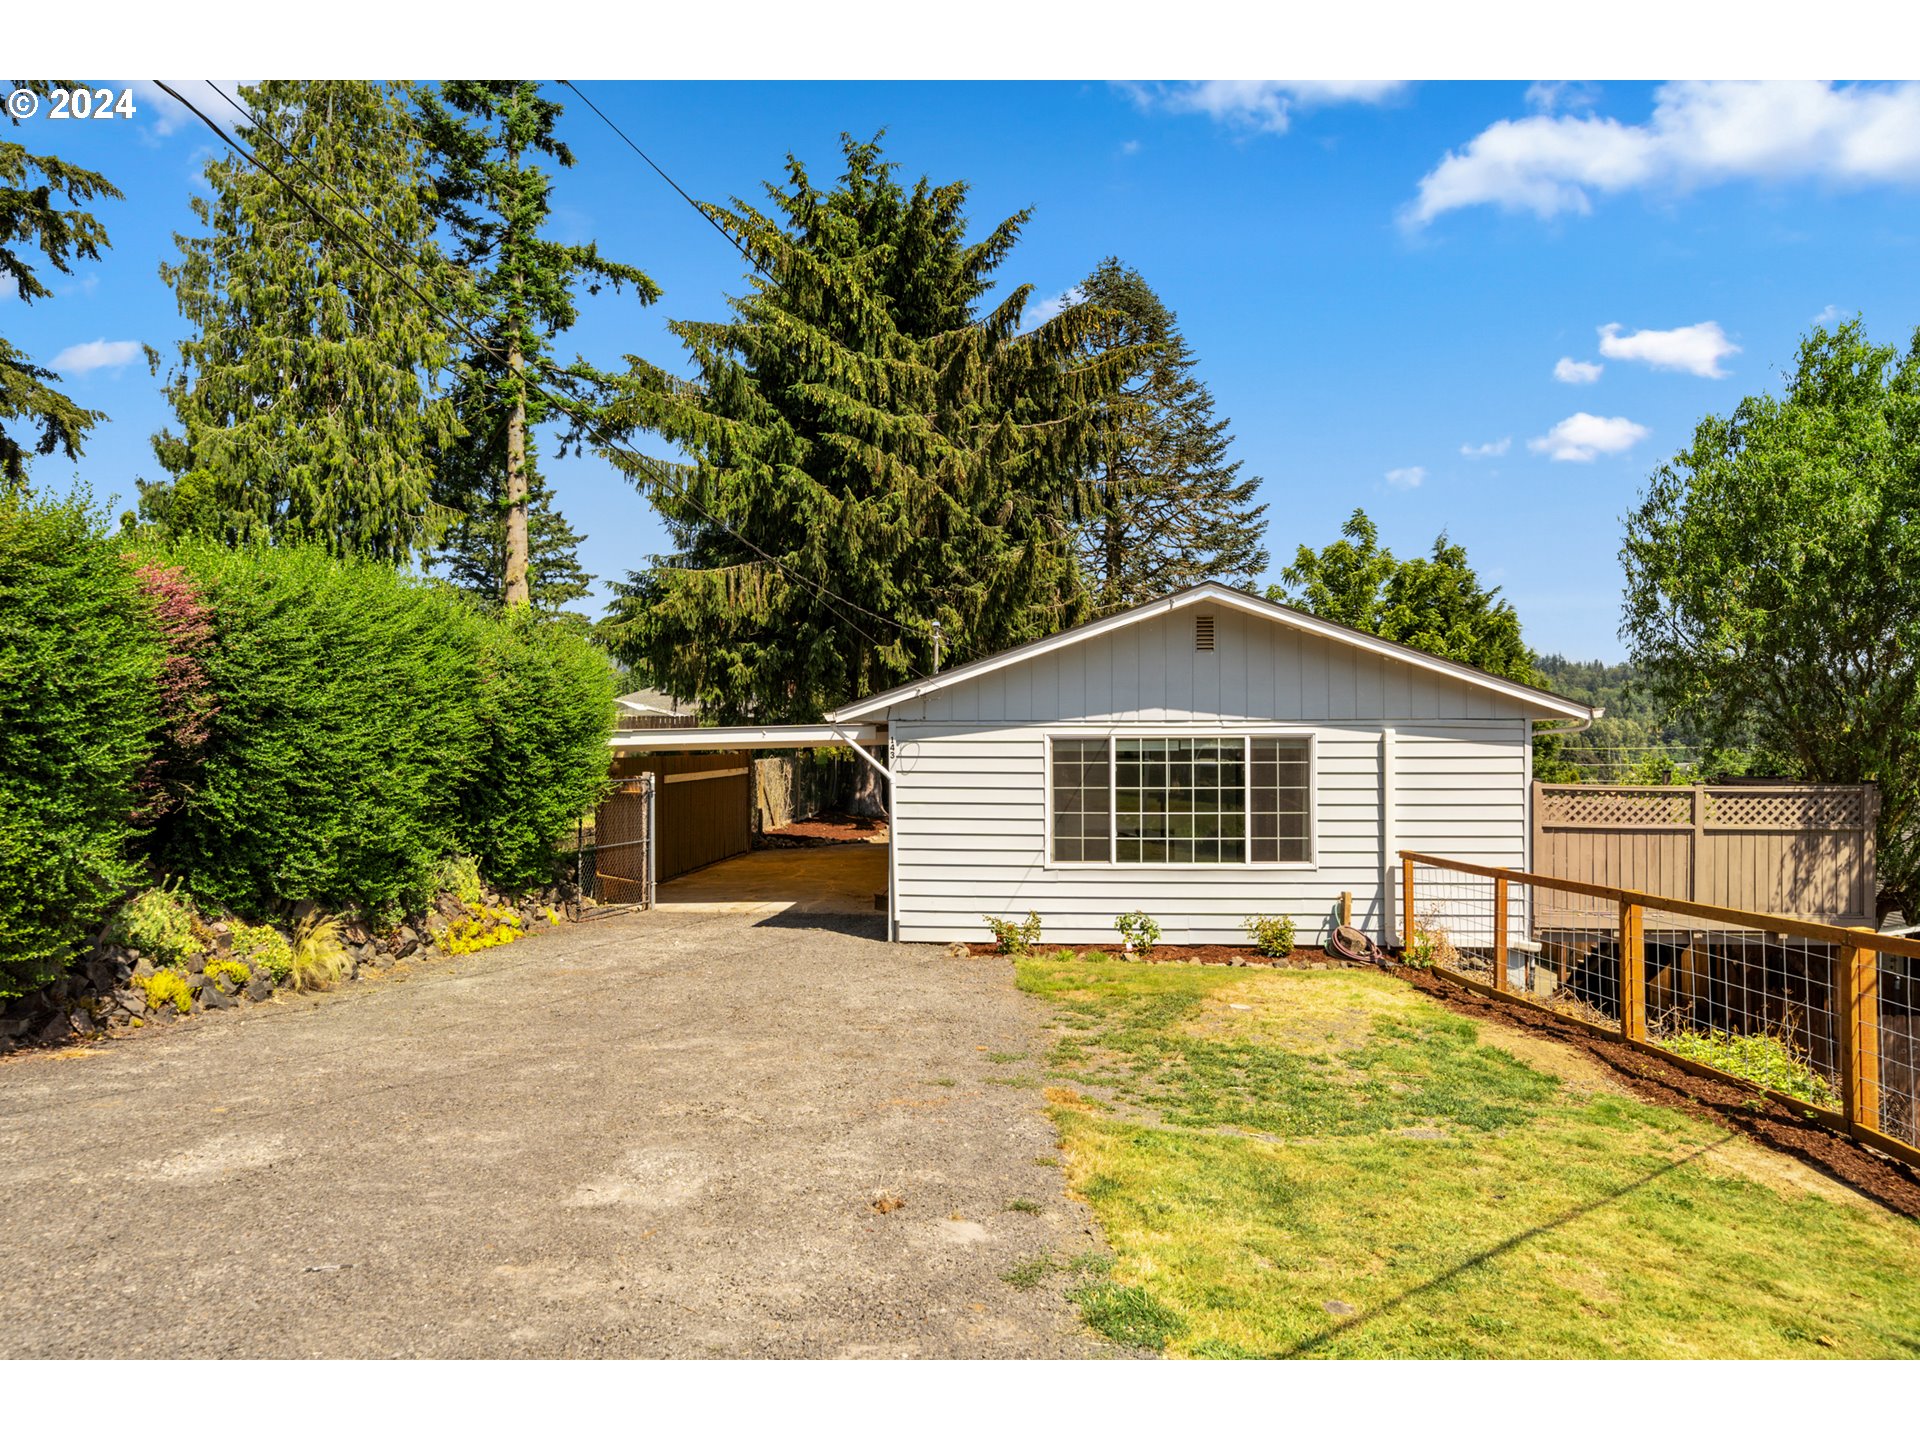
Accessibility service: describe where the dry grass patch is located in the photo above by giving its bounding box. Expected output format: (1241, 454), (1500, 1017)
(1020, 957), (1920, 1359)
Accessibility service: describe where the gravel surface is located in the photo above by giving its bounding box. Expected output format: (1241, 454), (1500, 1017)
(0, 910), (1110, 1358)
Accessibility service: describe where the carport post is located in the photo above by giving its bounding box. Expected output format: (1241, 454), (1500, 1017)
(646, 771), (658, 908)
(826, 724), (897, 941)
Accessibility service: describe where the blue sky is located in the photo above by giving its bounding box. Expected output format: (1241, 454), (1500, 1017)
(12, 78), (1920, 661)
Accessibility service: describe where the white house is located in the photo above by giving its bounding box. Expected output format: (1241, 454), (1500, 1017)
(825, 583), (1595, 945)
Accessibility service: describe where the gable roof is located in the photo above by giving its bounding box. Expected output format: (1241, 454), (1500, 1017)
(825, 582), (1596, 724)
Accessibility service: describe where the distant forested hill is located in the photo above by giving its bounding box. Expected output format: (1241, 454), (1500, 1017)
(1530, 654), (1722, 782)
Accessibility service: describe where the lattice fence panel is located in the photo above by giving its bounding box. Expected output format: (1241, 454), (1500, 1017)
(1539, 787), (1692, 828)
(1702, 788), (1871, 831)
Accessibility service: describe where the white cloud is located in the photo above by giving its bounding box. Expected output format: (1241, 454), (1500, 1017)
(1554, 357), (1604, 384)
(1528, 413), (1650, 463)
(1597, 321), (1738, 378)
(1126, 80), (1407, 135)
(126, 80), (260, 140)
(1405, 81), (1920, 227)
(49, 338), (145, 375)
(1460, 437), (1510, 458)
(1118, 138), (1141, 157)
(1526, 81), (1601, 115)
(1811, 304), (1844, 326)
(1384, 465), (1426, 490)
(1023, 285), (1084, 329)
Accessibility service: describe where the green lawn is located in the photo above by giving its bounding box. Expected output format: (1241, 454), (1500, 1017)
(1016, 957), (1920, 1358)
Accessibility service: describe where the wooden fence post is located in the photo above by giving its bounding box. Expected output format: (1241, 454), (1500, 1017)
(1401, 855), (1415, 953)
(1836, 928), (1882, 1133)
(1492, 873), (1509, 992)
(1619, 899), (1646, 1043)
(1340, 890), (1353, 928)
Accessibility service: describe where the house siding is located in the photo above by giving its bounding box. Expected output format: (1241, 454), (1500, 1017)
(884, 607), (1537, 945)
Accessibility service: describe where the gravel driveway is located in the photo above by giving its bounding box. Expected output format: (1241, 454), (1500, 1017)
(0, 909), (1107, 1358)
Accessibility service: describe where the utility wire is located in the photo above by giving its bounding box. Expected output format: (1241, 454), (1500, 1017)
(558, 79), (770, 280)
(160, 80), (916, 663)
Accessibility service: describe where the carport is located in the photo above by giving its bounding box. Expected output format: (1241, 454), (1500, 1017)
(604, 723), (893, 923)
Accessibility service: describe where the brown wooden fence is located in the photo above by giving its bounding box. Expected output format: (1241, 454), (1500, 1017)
(607, 750), (752, 882)
(1532, 782), (1878, 928)
(1400, 849), (1920, 1169)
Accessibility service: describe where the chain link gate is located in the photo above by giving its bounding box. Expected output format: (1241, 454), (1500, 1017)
(584, 772), (655, 909)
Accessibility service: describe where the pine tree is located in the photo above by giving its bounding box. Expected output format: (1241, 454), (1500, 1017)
(2, 83), (127, 485)
(597, 135), (1143, 723)
(415, 81), (658, 608)
(429, 375), (595, 613)
(146, 81), (456, 561)
(1074, 258), (1268, 609)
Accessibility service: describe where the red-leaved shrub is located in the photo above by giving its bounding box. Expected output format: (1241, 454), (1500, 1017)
(128, 558), (218, 821)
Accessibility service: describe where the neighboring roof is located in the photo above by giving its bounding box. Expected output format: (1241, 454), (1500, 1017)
(826, 582), (1596, 724)
(616, 687), (698, 715)
(607, 722), (884, 752)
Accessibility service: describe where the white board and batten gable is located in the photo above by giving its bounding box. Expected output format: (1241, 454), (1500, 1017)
(827, 584), (1594, 946)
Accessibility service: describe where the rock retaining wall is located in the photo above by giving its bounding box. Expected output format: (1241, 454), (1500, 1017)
(0, 883), (586, 1055)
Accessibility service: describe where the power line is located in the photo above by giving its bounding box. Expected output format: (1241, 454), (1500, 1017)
(558, 80), (770, 280)
(159, 80), (917, 663)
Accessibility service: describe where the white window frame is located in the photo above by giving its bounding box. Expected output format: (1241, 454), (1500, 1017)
(1043, 725), (1318, 870)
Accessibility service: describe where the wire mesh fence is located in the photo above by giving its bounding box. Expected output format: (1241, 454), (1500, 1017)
(1402, 852), (1920, 1156)
(589, 775), (654, 908)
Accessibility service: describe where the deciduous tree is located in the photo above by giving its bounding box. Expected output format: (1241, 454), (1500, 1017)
(1274, 508), (1531, 681)
(1622, 319), (1920, 916)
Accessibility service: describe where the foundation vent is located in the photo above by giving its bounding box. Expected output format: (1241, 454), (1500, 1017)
(1195, 614), (1215, 651)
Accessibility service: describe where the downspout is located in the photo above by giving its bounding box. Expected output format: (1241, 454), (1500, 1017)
(825, 726), (896, 785)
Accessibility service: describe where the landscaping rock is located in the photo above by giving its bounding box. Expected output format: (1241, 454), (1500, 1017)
(209, 922), (233, 952)
(114, 989), (146, 1016)
(32, 1014), (70, 1045)
(202, 987), (233, 1011)
(186, 951), (206, 976)
(245, 979), (273, 1003)
(132, 955), (155, 979)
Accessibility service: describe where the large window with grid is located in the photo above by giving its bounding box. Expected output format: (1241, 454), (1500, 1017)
(1048, 735), (1313, 865)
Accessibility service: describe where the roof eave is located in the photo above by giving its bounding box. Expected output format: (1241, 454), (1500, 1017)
(827, 583), (1593, 723)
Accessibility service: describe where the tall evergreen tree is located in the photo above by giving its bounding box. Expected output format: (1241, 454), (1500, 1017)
(1074, 258), (1268, 609)
(147, 81), (456, 561)
(415, 81), (658, 608)
(431, 442), (594, 612)
(597, 135), (1142, 723)
(2, 82), (127, 486)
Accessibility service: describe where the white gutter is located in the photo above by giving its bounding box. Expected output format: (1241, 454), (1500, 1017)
(1532, 705), (1603, 737)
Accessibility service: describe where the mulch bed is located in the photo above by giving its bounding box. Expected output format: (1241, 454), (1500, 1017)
(1403, 966), (1920, 1221)
(964, 942), (1360, 969)
(755, 813), (889, 848)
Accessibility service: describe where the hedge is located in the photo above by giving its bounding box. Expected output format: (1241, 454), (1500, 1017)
(151, 540), (488, 921)
(0, 492), (163, 999)
(0, 493), (616, 988)
(151, 540), (617, 921)
(461, 610), (617, 891)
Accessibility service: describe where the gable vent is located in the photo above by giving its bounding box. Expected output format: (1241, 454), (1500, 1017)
(1195, 614), (1215, 651)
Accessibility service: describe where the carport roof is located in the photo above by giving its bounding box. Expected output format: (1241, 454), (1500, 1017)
(606, 722), (885, 751)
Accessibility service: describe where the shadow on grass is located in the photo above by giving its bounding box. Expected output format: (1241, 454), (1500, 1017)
(1280, 1134), (1737, 1357)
